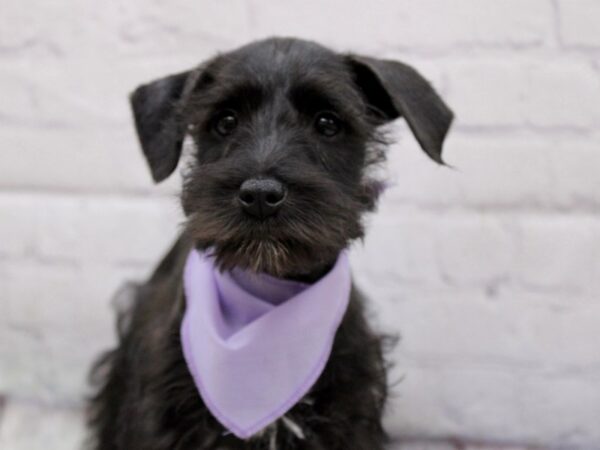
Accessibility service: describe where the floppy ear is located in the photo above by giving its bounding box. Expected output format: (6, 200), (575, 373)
(130, 70), (196, 182)
(348, 55), (454, 164)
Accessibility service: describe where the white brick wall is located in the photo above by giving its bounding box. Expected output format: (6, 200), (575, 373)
(1, 1), (599, 448)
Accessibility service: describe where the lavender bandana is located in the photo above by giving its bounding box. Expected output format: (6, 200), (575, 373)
(181, 249), (351, 439)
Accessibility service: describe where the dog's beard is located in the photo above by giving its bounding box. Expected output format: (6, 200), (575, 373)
(181, 161), (374, 278)
(185, 215), (360, 278)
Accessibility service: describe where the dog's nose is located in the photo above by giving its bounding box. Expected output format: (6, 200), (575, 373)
(238, 178), (287, 219)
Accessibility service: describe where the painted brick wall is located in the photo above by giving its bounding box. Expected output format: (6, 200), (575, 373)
(1, 1), (599, 449)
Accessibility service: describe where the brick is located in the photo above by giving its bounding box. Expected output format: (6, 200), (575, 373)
(435, 214), (514, 286)
(395, 0), (552, 49)
(391, 443), (532, 450)
(439, 137), (554, 208)
(558, 0), (600, 47)
(385, 365), (522, 440)
(523, 62), (600, 128)
(391, 441), (458, 450)
(354, 211), (515, 289)
(0, 400), (85, 450)
(124, 0), (252, 54)
(0, 260), (145, 402)
(0, 196), (38, 258)
(373, 288), (600, 369)
(35, 194), (181, 265)
(249, 0), (552, 52)
(0, 192), (182, 266)
(380, 135), (464, 207)
(548, 138), (600, 209)
(0, 57), (205, 129)
(377, 291), (527, 364)
(2, 261), (144, 331)
(512, 215), (600, 293)
(0, 127), (180, 193)
(384, 364), (600, 448)
(445, 61), (526, 127)
(0, 0), (249, 59)
(465, 446), (530, 450)
(362, 134), (600, 211)
(351, 213), (440, 285)
(447, 135), (600, 210)
(446, 61), (600, 128)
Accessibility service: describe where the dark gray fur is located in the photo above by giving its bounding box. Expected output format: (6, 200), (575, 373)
(88, 37), (453, 450)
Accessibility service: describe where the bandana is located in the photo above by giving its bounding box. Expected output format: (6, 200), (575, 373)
(180, 249), (351, 439)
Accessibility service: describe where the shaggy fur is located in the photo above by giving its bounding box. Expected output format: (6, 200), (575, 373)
(87, 37), (453, 450)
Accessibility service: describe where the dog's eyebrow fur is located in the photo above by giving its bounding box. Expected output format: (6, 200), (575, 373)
(289, 82), (352, 115)
(189, 80), (264, 115)
(288, 81), (366, 132)
(212, 83), (264, 112)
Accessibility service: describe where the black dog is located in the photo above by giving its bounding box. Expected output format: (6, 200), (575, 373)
(88, 37), (453, 450)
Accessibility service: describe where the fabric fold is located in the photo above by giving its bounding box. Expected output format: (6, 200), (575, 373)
(180, 249), (351, 439)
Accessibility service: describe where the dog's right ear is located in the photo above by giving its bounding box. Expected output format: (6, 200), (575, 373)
(130, 70), (194, 183)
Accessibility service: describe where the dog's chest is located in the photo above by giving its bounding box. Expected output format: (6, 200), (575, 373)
(249, 414), (307, 448)
(207, 411), (308, 450)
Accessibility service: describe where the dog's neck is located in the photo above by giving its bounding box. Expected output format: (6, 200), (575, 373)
(192, 240), (340, 284)
(283, 260), (336, 284)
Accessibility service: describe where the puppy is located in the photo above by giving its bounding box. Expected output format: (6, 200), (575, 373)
(88, 37), (453, 450)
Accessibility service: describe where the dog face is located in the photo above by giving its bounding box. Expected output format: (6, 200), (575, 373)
(130, 38), (453, 277)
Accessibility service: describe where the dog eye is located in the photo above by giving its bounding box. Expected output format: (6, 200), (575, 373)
(213, 111), (238, 137)
(315, 112), (342, 137)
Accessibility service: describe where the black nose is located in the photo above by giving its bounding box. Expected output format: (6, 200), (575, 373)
(238, 178), (287, 219)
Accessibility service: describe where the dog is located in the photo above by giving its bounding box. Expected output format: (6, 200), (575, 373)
(87, 37), (453, 450)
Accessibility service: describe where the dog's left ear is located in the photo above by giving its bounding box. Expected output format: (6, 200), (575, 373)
(130, 70), (198, 183)
(348, 55), (454, 164)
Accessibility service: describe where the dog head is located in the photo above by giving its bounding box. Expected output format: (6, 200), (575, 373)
(130, 37), (453, 278)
